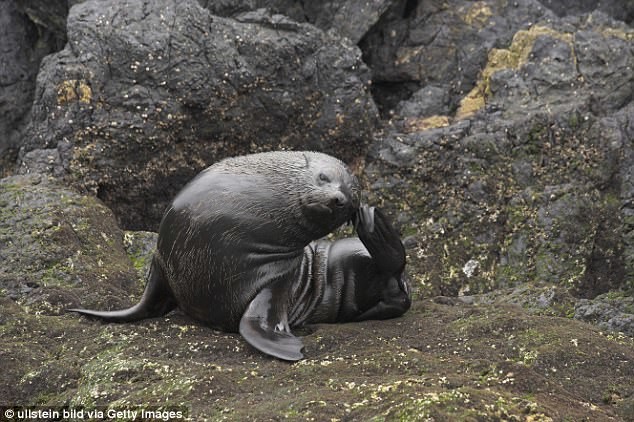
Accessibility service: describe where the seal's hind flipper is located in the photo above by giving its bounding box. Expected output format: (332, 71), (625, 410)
(239, 286), (304, 361)
(68, 256), (177, 322)
(355, 205), (406, 275)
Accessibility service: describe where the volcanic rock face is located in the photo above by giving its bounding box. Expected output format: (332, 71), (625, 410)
(0, 1), (68, 175)
(1, 0), (634, 419)
(366, 12), (634, 299)
(18, 0), (378, 230)
(360, 0), (632, 115)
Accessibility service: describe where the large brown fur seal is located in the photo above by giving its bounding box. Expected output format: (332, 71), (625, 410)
(70, 151), (410, 360)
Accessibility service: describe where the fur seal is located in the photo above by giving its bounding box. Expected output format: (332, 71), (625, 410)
(69, 151), (410, 360)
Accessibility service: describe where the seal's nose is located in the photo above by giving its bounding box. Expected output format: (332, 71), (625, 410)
(332, 191), (348, 208)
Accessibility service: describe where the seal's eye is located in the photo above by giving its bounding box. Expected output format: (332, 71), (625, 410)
(318, 173), (331, 183)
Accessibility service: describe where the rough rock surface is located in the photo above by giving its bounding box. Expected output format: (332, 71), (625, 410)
(359, 0), (632, 116)
(291, 0), (393, 44)
(537, 0), (634, 23)
(575, 292), (634, 337)
(199, 0), (392, 43)
(359, 0), (558, 114)
(20, 0), (378, 230)
(366, 12), (633, 301)
(0, 174), (141, 308)
(0, 1), (67, 176)
(1, 0), (634, 419)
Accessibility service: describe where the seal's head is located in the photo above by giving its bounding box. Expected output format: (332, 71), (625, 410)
(300, 152), (360, 232)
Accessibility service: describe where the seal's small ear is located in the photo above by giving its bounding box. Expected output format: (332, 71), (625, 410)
(302, 152), (311, 168)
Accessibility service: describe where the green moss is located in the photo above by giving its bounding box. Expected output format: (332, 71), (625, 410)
(515, 328), (549, 346)
(567, 111), (581, 129)
(599, 290), (631, 301)
(401, 224), (419, 238)
(40, 261), (76, 288)
(526, 124), (548, 152)
(495, 263), (528, 286)
(70, 336), (195, 409)
(387, 389), (471, 420)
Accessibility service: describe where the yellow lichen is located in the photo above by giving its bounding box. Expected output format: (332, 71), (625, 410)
(395, 45), (425, 66)
(404, 115), (450, 133)
(57, 79), (92, 105)
(456, 26), (574, 119)
(599, 27), (634, 41)
(462, 1), (493, 28)
(455, 91), (485, 121)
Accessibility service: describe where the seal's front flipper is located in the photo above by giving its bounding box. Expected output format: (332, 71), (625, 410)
(239, 286), (304, 361)
(355, 205), (406, 275)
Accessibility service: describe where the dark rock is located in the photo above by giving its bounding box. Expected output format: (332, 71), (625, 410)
(575, 293), (634, 336)
(537, 0), (634, 24)
(402, 235), (418, 249)
(575, 27), (634, 113)
(17, 0), (77, 41)
(359, 0), (556, 114)
(371, 109), (631, 298)
(198, 0), (304, 20)
(1, 0), (634, 416)
(299, 0), (392, 44)
(480, 13), (633, 120)
(17, 144), (69, 178)
(235, 8), (303, 30)
(0, 1), (66, 176)
(20, 0), (378, 230)
(364, 14), (633, 301)
(395, 85), (450, 118)
(511, 159), (534, 187)
(199, 0), (392, 44)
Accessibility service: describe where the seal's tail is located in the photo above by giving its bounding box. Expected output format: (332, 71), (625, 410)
(68, 256), (177, 322)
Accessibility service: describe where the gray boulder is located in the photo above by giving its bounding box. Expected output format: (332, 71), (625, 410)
(199, 0), (392, 43)
(19, 0), (378, 230)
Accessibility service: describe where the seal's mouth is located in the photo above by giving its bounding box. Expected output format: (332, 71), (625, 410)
(330, 191), (349, 210)
(301, 175), (360, 224)
(332, 188), (361, 219)
(339, 184), (360, 210)
(303, 189), (357, 220)
(305, 202), (334, 214)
